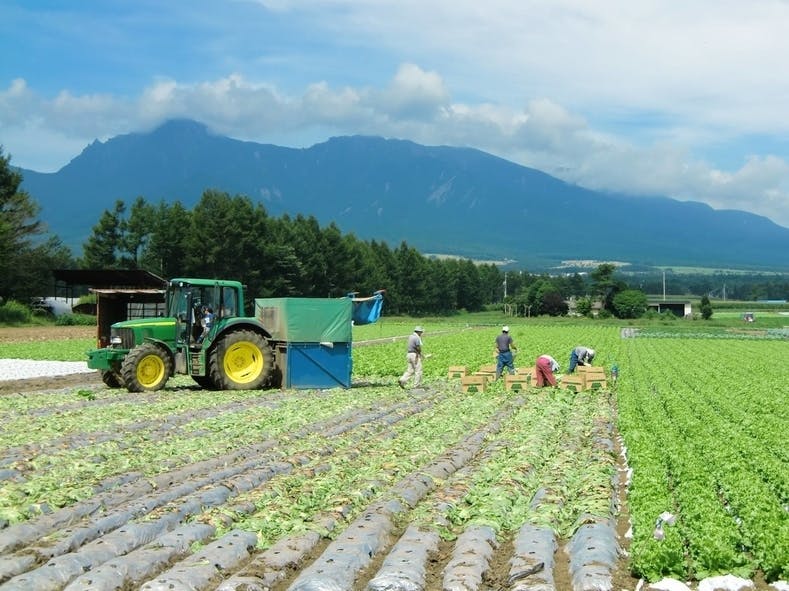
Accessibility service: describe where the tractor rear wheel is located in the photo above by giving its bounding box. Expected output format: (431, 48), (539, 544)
(121, 343), (172, 392)
(209, 330), (272, 390)
(101, 369), (123, 388)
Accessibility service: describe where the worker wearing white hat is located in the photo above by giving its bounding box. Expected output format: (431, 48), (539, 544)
(568, 346), (595, 373)
(398, 326), (425, 389)
(494, 326), (518, 380)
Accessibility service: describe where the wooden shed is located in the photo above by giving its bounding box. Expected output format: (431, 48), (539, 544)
(54, 269), (167, 347)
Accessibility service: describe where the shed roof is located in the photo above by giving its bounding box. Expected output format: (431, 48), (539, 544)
(54, 269), (166, 289)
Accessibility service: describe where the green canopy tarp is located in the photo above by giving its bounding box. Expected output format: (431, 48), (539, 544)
(255, 297), (353, 343)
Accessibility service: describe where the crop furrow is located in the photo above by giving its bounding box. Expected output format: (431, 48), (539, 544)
(1, 389), (432, 526)
(0, 393), (441, 587)
(283, 401), (516, 591)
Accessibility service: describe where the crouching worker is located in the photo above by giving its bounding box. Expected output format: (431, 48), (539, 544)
(568, 346), (595, 373)
(535, 354), (560, 387)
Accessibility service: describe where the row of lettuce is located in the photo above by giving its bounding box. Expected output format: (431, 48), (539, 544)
(2, 322), (787, 583)
(353, 323), (788, 582)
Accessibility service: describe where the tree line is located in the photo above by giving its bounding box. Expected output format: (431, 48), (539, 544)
(2, 146), (788, 319)
(76, 195), (632, 316)
(80, 192), (506, 315)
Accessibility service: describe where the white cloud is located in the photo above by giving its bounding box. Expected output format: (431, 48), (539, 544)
(2, 66), (789, 228)
(373, 63), (450, 119)
(2, 1), (789, 228)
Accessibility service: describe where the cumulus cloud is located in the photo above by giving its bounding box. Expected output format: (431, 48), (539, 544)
(373, 63), (450, 119)
(2, 60), (789, 228)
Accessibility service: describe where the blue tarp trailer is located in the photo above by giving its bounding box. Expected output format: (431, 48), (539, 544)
(282, 342), (353, 389)
(256, 291), (384, 389)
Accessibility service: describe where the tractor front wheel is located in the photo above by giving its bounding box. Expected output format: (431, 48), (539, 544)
(121, 343), (172, 392)
(209, 330), (272, 390)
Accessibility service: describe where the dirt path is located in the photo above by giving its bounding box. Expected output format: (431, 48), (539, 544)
(0, 372), (101, 394)
(0, 325), (94, 344)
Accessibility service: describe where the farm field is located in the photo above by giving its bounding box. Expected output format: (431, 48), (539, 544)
(0, 322), (787, 590)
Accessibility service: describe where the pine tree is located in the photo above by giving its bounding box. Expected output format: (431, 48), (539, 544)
(81, 200), (126, 268)
(0, 148), (45, 300)
(700, 294), (713, 320)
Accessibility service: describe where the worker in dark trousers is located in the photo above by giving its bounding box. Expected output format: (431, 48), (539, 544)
(494, 326), (518, 380)
(568, 346), (595, 373)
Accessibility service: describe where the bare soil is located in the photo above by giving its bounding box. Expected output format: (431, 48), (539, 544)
(0, 324), (94, 344)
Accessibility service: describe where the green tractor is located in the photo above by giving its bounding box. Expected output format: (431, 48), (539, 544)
(87, 278), (275, 392)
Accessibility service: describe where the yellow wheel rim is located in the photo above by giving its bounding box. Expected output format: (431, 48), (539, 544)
(223, 341), (264, 384)
(137, 354), (166, 388)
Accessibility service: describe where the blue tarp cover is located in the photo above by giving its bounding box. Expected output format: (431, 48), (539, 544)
(348, 290), (385, 325)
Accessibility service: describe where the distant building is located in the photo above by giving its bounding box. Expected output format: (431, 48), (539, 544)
(647, 299), (692, 317)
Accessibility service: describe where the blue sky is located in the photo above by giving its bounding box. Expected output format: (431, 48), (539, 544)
(2, 0), (789, 228)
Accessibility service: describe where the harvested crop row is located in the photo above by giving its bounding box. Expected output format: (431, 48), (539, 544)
(0, 375), (626, 591)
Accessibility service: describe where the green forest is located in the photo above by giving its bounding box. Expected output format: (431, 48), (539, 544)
(2, 147), (789, 318)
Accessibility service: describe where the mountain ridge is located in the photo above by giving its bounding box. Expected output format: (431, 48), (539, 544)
(18, 119), (789, 271)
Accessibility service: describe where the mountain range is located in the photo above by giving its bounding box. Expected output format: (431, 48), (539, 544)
(18, 119), (789, 271)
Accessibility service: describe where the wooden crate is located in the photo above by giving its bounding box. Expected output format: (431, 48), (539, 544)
(559, 374), (586, 392)
(461, 374), (487, 393)
(447, 365), (467, 379)
(577, 366), (606, 390)
(504, 374), (531, 392)
(518, 366), (537, 381)
(476, 364), (497, 375)
(577, 365), (604, 375)
(585, 375), (608, 390)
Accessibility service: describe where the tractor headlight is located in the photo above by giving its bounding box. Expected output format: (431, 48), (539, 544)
(110, 336), (123, 345)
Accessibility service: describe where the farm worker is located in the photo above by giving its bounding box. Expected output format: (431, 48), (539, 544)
(568, 346), (595, 373)
(398, 326), (424, 389)
(535, 354), (560, 387)
(494, 326), (518, 380)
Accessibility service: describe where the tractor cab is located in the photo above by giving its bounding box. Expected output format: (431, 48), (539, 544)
(169, 280), (240, 347)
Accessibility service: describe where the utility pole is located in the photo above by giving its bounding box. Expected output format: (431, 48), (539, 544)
(662, 270), (666, 301)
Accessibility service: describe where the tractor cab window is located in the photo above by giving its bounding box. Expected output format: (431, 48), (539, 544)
(219, 287), (238, 318)
(170, 287), (193, 344)
(168, 285), (188, 319)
